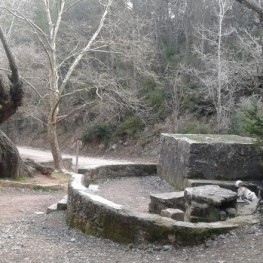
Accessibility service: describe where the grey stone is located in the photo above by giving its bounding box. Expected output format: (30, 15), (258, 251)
(219, 210), (227, 221)
(184, 185), (237, 223)
(57, 198), (67, 210)
(160, 208), (184, 221)
(158, 134), (263, 189)
(225, 208), (237, 218)
(47, 203), (57, 214)
(184, 185), (237, 206)
(149, 191), (185, 214)
(79, 164), (157, 186)
(185, 179), (258, 193)
(67, 172), (239, 245)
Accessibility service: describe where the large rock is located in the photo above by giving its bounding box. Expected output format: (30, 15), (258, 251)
(184, 185), (237, 223)
(158, 134), (263, 189)
(0, 130), (24, 178)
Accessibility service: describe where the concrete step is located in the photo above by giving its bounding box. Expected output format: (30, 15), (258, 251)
(57, 196), (68, 210)
(47, 195), (68, 214)
(47, 203), (58, 214)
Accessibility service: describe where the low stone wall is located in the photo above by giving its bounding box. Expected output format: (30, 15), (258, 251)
(78, 164), (157, 186)
(67, 164), (239, 245)
(158, 134), (263, 189)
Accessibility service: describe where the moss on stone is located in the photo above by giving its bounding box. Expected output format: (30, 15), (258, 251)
(165, 134), (256, 144)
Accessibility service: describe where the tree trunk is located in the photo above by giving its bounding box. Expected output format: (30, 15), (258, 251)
(0, 130), (24, 179)
(0, 27), (24, 179)
(48, 121), (64, 171)
(0, 29), (23, 123)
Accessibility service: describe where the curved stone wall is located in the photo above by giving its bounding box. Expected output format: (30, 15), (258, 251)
(67, 164), (242, 245)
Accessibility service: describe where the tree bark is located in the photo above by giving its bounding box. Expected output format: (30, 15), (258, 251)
(0, 28), (23, 124)
(48, 121), (64, 171)
(0, 130), (24, 179)
(0, 27), (24, 178)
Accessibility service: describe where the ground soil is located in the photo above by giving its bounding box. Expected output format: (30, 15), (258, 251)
(1, 174), (263, 263)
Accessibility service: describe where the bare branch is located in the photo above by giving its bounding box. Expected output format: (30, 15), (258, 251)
(59, 0), (113, 95)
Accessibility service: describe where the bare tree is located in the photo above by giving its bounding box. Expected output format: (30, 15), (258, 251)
(2, 0), (113, 171)
(193, 0), (236, 132)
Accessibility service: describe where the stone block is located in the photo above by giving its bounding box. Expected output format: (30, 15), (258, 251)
(158, 134), (263, 189)
(149, 191), (185, 214)
(47, 203), (57, 214)
(161, 208), (184, 221)
(225, 208), (237, 218)
(184, 185), (237, 223)
(57, 197), (67, 210)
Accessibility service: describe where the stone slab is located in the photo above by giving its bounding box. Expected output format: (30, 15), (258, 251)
(47, 203), (57, 214)
(185, 179), (259, 193)
(184, 185), (237, 206)
(149, 191), (185, 214)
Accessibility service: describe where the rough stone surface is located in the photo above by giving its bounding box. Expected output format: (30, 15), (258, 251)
(149, 191), (185, 214)
(160, 208), (184, 221)
(0, 130), (24, 179)
(184, 185), (237, 223)
(67, 170), (239, 245)
(80, 164), (157, 187)
(185, 179), (259, 193)
(158, 134), (263, 189)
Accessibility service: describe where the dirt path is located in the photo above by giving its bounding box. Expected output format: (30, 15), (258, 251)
(0, 188), (64, 226)
(17, 146), (134, 169)
(1, 187), (263, 263)
(1, 147), (263, 262)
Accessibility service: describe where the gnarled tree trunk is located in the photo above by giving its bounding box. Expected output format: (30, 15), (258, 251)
(0, 131), (24, 178)
(0, 27), (24, 179)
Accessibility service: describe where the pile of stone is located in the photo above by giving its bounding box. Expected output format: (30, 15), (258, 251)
(149, 185), (237, 223)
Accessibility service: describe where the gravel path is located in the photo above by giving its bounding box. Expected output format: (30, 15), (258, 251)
(1, 186), (263, 263)
(97, 176), (174, 212)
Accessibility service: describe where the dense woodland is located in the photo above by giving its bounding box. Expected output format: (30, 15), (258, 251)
(1, 0), (263, 168)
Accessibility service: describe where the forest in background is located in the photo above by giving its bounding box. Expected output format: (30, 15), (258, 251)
(0, 0), (263, 159)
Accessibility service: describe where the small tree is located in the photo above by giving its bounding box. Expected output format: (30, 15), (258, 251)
(193, 0), (236, 132)
(2, 0), (113, 171)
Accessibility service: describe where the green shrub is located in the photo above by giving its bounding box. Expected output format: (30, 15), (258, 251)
(81, 124), (114, 144)
(148, 89), (166, 107)
(230, 98), (263, 137)
(114, 116), (145, 137)
(178, 120), (212, 134)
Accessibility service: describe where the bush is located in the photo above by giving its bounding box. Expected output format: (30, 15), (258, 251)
(81, 123), (114, 144)
(114, 116), (145, 137)
(178, 120), (212, 134)
(148, 89), (166, 107)
(229, 98), (263, 137)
